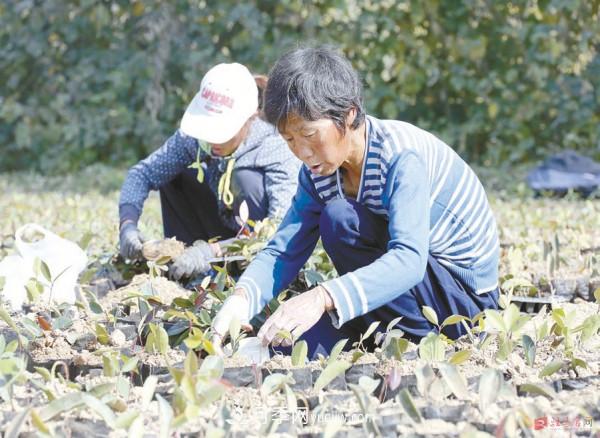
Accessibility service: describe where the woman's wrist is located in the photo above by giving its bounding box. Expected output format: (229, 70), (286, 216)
(317, 286), (335, 311)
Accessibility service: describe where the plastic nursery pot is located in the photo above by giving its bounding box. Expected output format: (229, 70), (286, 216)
(311, 368), (347, 391)
(345, 362), (377, 385)
(422, 403), (467, 422)
(375, 371), (418, 401)
(262, 367), (313, 391)
(222, 365), (259, 387)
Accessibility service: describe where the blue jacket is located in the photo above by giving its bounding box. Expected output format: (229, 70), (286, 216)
(119, 118), (301, 231)
(237, 115), (500, 328)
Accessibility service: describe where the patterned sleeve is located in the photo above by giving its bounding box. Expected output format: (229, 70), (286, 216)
(259, 135), (302, 218)
(118, 130), (200, 225)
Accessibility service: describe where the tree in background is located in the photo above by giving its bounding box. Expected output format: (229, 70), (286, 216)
(0, 0), (598, 173)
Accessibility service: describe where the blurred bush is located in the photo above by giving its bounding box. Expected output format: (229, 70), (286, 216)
(1, 0), (598, 173)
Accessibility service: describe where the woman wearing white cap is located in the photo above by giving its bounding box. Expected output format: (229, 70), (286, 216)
(118, 63), (301, 279)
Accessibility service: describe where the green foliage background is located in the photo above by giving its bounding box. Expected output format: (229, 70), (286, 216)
(1, 0), (598, 173)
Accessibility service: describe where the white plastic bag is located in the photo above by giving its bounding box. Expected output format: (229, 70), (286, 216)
(0, 224), (88, 310)
(224, 337), (270, 365)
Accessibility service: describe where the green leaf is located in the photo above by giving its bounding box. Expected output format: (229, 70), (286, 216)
(4, 408), (30, 438)
(121, 356), (139, 374)
(156, 394), (173, 438)
(141, 376), (158, 409)
(157, 325), (170, 354)
(184, 327), (204, 350)
(441, 314), (468, 328)
(522, 334), (536, 367)
(197, 381), (226, 406)
(81, 393), (116, 425)
(415, 362), (436, 397)
(362, 320), (380, 341)
(327, 338), (347, 366)
(580, 315), (600, 343)
(438, 363), (469, 400)
(199, 355), (224, 380)
(30, 409), (50, 434)
(39, 259), (52, 283)
(358, 375), (380, 395)
(448, 349), (471, 365)
(129, 415), (144, 438)
(519, 383), (556, 399)
(114, 410), (140, 430)
(95, 323), (110, 345)
(398, 388), (422, 423)
(422, 306), (439, 326)
(184, 350), (198, 376)
(229, 317), (241, 342)
(570, 357), (588, 372)
(78, 231), (94, 250)
(35, 366), (52, 382)
(261, 373), (292, 397)
(594, 287), (600, 304)
(418, 332), (445, 362)
(0, 304), (18, 332)
(350, 349), (365, 364)
(39, 392), (86, 421)
(539, 360), (563, 378)
(386, 316), (403, 333)
(291, 340), (308, 367)
(385, 336), (409, 361)
(484, 309), (506, 332)
(314, 360), (351, 392)
(478, 369), (503, 413)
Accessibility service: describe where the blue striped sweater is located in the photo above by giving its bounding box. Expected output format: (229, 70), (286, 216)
(237, 115), (500, 328)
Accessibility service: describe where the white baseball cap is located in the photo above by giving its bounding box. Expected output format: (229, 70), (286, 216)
(180, 63), (258, 144)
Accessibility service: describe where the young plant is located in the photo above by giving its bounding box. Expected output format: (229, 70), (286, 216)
(374, 316), (409, 361)
(145, 323), (170, 355)
(350, 320), (380, 362)
(483, 302), (530, 361)
(260, 372), (297, 412)
(348, 376), (382, 435)
(168, 351), (227, 426)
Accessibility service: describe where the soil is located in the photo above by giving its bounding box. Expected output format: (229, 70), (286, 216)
(141, 238), (185, 262)
(100, 273), (191, 310)
(264, 353), (321, 371)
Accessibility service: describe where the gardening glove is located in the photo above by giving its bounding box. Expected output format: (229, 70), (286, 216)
(170, 240), (214, 280)
(210, 291), (253, 354)
(257, 286), (334, 348)
(119, 222), (144, 260)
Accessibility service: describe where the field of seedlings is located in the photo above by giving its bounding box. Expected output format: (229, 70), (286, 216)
(1, 165), (599, 437)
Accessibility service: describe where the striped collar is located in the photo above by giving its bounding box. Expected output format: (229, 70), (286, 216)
(310, 116), (389, 206)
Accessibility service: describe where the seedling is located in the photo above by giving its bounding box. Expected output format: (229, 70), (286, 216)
(483, 303), (530, 361)
(145, 323), (170, 355)
(350, 320), (380, 362)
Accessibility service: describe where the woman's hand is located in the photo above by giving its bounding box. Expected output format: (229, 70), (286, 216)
(257, 286), (334, 348)
(210, 289), (253, 355)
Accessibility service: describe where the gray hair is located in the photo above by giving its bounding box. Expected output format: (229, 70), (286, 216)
(264, 46), (365, 135)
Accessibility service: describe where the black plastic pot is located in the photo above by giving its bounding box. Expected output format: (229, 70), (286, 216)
(311, 368), (347, 391)
(422, 403), (467, 421)
(375, 371), (418, 401)
(222, 365), (258, 387)
(345, 362), (377, 385)
(263, 366), (313, 391)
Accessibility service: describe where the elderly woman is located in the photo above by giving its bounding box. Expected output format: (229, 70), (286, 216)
(211, 47), (500, 358)
(118, 63), (300, 280)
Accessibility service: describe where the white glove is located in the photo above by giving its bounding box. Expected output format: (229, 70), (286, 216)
(210, 292), (252, 353)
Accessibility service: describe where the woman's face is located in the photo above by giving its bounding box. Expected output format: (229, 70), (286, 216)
(279, 113), (353, 176)
(209, 116), (254, 157)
